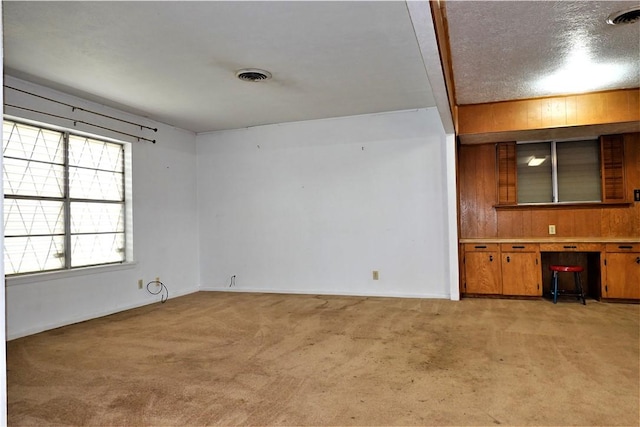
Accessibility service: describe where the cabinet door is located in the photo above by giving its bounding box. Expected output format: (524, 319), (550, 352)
(604, 253), (640, 299)
(464, 251), (501, 294)
(502, 252), (541, 296)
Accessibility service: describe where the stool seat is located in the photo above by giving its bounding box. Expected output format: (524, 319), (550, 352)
(550, 265), (584, 273)
(550, 265), (586, 305)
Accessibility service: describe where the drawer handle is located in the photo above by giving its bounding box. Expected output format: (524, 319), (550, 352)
(618, 245), (633, 249)
(512, 245), (525, 249)
(474, 245), (487, 249)
(563, 245), (577, 249)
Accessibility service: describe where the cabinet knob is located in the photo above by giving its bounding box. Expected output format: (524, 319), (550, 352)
(489, 255), (493, 262)
(506, 256), (511, 263)
(636, 257), (640, 264)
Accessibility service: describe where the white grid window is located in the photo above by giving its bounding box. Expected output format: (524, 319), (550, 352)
(3, 120), (126, 275)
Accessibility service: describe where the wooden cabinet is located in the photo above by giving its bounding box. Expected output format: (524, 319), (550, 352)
(463, 244), (501, 294)
(462, 243), (541, 296)
(603, 244), (640, 299)
(462, 240), (639, 301)
(501, 244), (541, 296)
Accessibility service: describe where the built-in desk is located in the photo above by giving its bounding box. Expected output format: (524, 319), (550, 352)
(460, 238), (640, 301)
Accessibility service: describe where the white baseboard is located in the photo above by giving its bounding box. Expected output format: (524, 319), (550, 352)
(199, 285), (450, 300)
(7, 287), (199, 340)
(9, 285), (451, 340)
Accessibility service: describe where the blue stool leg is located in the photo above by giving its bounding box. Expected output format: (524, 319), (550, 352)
(553, 271), (559, 304)
(575, 272), (586, 305)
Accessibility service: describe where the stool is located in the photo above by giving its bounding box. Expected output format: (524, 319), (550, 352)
(550, 265), (586, 305)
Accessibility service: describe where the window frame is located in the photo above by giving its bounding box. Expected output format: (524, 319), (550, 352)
(516, 138), (602, 205)
(495, 134), (628, 208)
(3, 117), (133, 277)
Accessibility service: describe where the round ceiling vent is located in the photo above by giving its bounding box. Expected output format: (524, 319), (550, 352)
(606, 6), (640, 25)
(236, 68), (272, 82)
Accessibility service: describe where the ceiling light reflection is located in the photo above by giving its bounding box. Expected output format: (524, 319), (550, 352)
(527, 157), (546, 167)
(535, 45), (627, 94)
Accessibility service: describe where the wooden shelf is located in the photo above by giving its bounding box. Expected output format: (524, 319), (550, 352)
(494, 202), (634, 210)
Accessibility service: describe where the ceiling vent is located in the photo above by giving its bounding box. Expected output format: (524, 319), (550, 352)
(606, 6), (640, 25)
(236, 69), (272, 82)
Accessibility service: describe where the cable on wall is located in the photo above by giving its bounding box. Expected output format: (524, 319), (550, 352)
(4, 85), (157, 142)
(146, 280), (169, 303)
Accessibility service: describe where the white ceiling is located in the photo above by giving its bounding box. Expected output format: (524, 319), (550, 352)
(3, 1), (437, 133)
(3, 1), (639, 134)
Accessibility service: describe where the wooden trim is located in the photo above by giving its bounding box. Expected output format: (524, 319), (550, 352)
(429, 0), (458, 133)
(459, 122), (640, 145)
(458, 88), (640, 141)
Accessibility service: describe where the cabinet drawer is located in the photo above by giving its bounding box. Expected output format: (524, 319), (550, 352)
(500, 243), (539, 252)
(605, 243), (640, 252)
(464, 243), (499, 252)
(539, 243), (603, 252)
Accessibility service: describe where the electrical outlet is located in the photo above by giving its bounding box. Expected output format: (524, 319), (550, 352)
(548, 225), (556, 235)
(155, 277), (160, 286)
(372, 270), (379, 280)
(138, 279), (143, 289)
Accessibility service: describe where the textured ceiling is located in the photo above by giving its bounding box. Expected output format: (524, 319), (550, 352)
(446, 1), (640, 105)
(3, 1), (436, 133)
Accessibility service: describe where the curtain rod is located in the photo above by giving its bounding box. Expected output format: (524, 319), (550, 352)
(5, 104), (156, 143)
(4, 85), (158, 132)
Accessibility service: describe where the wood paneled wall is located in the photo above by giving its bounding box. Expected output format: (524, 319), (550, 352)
(458, 133), (640, 239)
(458, 89), (639, 136)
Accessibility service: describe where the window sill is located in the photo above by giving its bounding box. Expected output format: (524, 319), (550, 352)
(494, 201), (634, 210)
(5, 261), (138, 287)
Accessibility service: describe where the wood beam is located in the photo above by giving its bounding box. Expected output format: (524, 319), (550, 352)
(458, 88), (640, 144)
(429, 0), (458, 133)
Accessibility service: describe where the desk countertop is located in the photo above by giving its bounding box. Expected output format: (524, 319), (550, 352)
(460, 238), (640, 244)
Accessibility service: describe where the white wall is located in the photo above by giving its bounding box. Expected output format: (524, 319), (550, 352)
(4, 77), (200, 339)
(197, 108), (454, 298)
(3, 79), (458, 340)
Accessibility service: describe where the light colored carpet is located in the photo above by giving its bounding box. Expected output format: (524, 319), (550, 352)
(7, 292), (640, 426)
